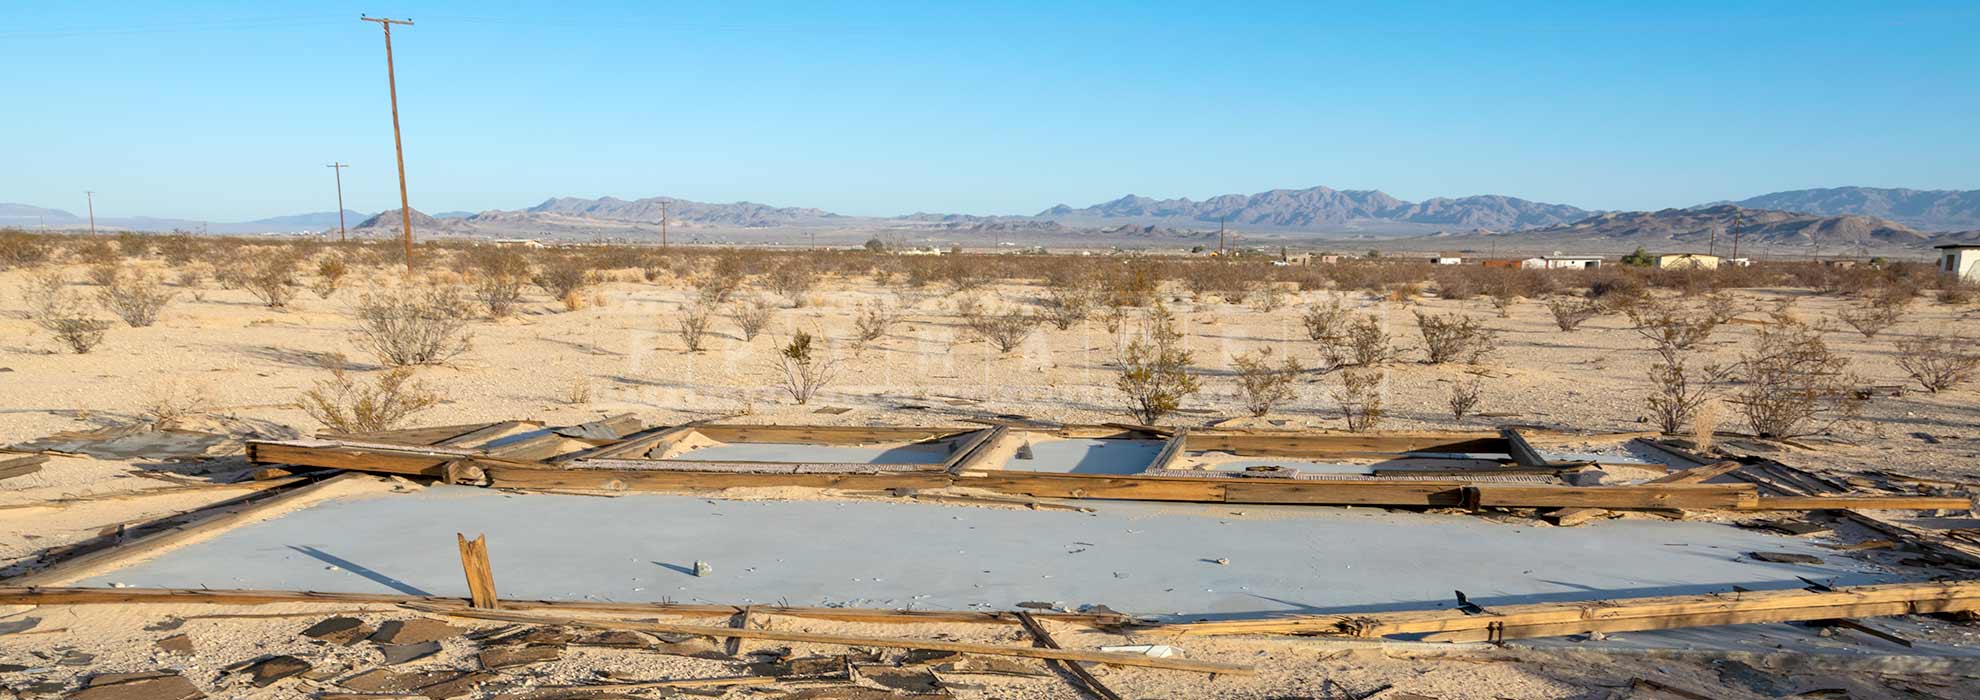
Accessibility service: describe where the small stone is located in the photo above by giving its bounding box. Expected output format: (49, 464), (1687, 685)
(1214, 558), (1230, 566)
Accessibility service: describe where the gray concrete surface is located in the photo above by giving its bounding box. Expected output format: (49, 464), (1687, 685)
(85, 487), (1889, 621)
(673, 442), (949, 464)
(999, 438), (1166, 474)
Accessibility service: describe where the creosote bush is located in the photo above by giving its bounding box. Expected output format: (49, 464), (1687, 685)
(1895, 332), (1980, 393)
(1231, 346), (1302, 417)
(240, 248), (302, 308)
(1115, 304), (1199, 424)
(313, 257), (350, 299)
(1343, 314), (1396, 366)
(969, 309), (1039, 355)
(532, 254), (596, 307)
(1413, 310), (1498, 364)
(1732, 319), (1858, 438)
(468, 247), (532, 318)
(1301, 298), (1349, 342)
(297, 359), (441, 433)
(1545, 296), (1603, 331)
(1447, 378), (1483, 421)
(353, 285), (474, 367)
(1837, 299), (1905, 338)
(775, 331), (839, 405)
(728, 296), (775, 341)
(1332, 368), (1385, 432)
(677, 302), (713, 352)
(851, 298), (902, 349)
(98, 268), (176, 327)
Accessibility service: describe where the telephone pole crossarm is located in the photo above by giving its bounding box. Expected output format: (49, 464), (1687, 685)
(361, 15), (417, 271)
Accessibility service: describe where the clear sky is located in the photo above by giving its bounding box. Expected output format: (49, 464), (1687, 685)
(4, 1), (1977, 221)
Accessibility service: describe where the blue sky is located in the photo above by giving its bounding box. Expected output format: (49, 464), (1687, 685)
(4, 1), (1977, 221)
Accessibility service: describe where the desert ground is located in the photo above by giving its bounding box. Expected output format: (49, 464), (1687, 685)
(3, 236), (1979, 699)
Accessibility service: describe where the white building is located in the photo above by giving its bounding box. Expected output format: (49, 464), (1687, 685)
(1433, 256), (1464, 265)
(1939, 244), (1980, 281)
(1520, 255), (1603, 270)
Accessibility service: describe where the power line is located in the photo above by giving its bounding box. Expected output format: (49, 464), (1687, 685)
(361, 15), (417, 272)
(326, 162), (349, 242)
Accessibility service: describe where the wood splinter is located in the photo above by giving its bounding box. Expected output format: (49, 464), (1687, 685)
(456, 533), (498, 609)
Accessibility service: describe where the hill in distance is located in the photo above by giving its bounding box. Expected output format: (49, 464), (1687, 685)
(1405, 204), (1934, 254)
(1720, 187), (1980, 232)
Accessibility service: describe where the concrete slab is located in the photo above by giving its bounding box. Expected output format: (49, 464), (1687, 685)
(671, 442), (949, 464)
(83, 487), (1889, 621)
(999, 438), (1165, 474)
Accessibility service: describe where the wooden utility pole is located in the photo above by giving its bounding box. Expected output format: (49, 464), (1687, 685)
(361, 15), (416, 271)
(326, 162), (349, 242)
(1218, 216), (1227, 255)
(660, 200), (668, 248)
(84, 191), (96, 236)
(1730, 211), (1742, 260)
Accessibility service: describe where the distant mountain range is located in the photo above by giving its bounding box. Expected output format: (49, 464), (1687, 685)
(1409, 204), (1939, 254)
(5, 185), (1976, 251)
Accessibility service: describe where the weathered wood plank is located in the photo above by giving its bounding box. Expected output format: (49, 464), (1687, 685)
(1471, 483), (1756, 510)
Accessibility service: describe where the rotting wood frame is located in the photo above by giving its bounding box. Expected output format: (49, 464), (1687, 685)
(242, 420), (1971, 513)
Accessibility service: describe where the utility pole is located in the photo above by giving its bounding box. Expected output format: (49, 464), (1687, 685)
(1708, 223), (1718, 258)
(361, 15), (416, 272)
(1730, 211), (1742, 260)
(85, 191), (96, 235)
(660, 200), (668, 249)
(326, 162), (350, 242)
(1218, 216), (1227, 255)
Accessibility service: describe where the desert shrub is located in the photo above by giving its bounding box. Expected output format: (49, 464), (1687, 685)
(1545, 296), (1603, 331)
(1447, 378), (1483, 421)
(1432, 267), (1481, 300)
(352, 285), (474, 366)
(240, 248), (303, 308)
(1301, 298), (1349, 342)
(1115, 304), (1199, 424)
(98, 268), (176, 327)
(72, 239), (119, 266)
(20, 269), (70, 320)
(1702, 291), (1743, 325)
(532, 253), (596, 304)
(1344, 314), (1396, 366)
(1099, 259), (1161, 308)
(38, 295), (111, 354)
(155, 231), (202, 266)
(851, 298), (902, 348)
(1231, 346), (1302, 417)
(297, 361), (441, 433)
(1041, 283), (1096, 330)
(1645, 348), (1733, 435)
(1585, 270), (1648, 311)
(85, 262), (119, 287)
(1331, 368), (1385, 431)
(728, 296), (775, 341)
(767, 259), (818, 306)
(676, 302), (713, 352)
(1731, 320), (1858, 438)
(467, 247), (531, 318)
(1414, 311), (1497, 364)
(139, 378), (211, 424)
(1895, 332), (1980, 393)
(0, 228), (51, 269)
(1629, 298), (1718, 352)
(970, 310), (1039, 354)
(1837, 298), (1906, 338)
(1186, 262), (1250, 303)
(775, 331), (839, 405)
(1246, 281), (1288, 312)
(313, 257), (350, 299)
(692, 261), (744, 304)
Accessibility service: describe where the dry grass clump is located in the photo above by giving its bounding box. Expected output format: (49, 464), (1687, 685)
(1895, 332), (1980, 393)
(297, 359), (441, 433)
(1691, 400), (1721, 453)
(467, 247), (532, 318)
(86, 262), (121, 287)
(1231, 346), (1302, 417)
(98, 267), (176, 327)
(775, 331), (839, 405)
(676, 301), (714, 352)
(727, 296), (776, 341)
(1731, 319), (1858, 438)
(139, 378), (211, 424)
(352, 285), (474, 366)
(1115, 304), (1199, 424)
(1545, 295), (1604, 331)
(1246, 281), (1288, 312)
(1414, 311), (1497, 364)
(1332, 368), (1385, 431)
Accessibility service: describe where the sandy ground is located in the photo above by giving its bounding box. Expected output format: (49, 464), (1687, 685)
(3, 262), (1979, 698)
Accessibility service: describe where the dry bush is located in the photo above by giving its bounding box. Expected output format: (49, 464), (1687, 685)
(1629, 298), (1719, 352)
(767, 259), (819, 306)
(38, 296), (111, 354)
(21, 269), (71, 320)
(86, 262), (120, 287)
(1702, 291), (1744, 325)
(296, 361), (441, 433)
(0, 228), (52, 269)
(1645, 348), (1733, 435)
(1115, 304), (1199, 424)
(467, 247), (531, 318)
(353, 286), (474, 367)
(1099, 260), (1162, 308)
(1246, 281), (1288, 312)
(72, 239), (119, 266)
(1231, 346), (1302, 417)
(155, 232), (202, 266)
(1332, 368), (1385, 431)
(1837, 299), (1905, 338)
(692, 265), (744, 305)
(1301, 298), (1349, 342)
(775, 331), (839, 405)
(1545, 296), (1603, 331)
(240, 248), (302, 308)
(969, 309), (1039, 354)
(1731, 320), (1858, 438)
(1186, 262), (1250, 303)
(140, 378), (211, 424)
(727, 296), (775, 341)
(532, 253), (596, 305)
(677, 302), (713, 352)
(1935, 277), (1977, 305)
(1895, 332), (1980, 392)
(1691, 400), (1721, 453)
(1414, 311), (1498, 364)
(313, 257), (350, 299)
(1344, 314), (1396, 366)
(1447, 377), (1483, 421)
(851, 298), (902, 348)
(1432, 267), (1481, 300)
(1040, 283), (1096, 330)
(98, 268), (176, 327)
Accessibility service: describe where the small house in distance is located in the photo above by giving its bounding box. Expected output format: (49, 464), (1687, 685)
(1657, 253), (1721, 270)
(1433, 254), (1464, 265)
(1939, 244), (1980, 280)
(1520, 254), (1603, 270)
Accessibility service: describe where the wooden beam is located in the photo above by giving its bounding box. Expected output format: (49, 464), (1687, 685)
(1471, 483), (1756, 510)
(945, 426), (1013, 474)
(937, 427), (1002, 471)
(5, 473), (363, 586)
(1156, 580), (1980, 640)
(456, 533), (498, 609)
(1500, 427), (1550, 468)
(436, 420), (541, 448)
(1745, 496), (1973, 511)
(1547, 460), (1745, 525)
(1179, 431), (1503, 458)
(410, 604), (1252, 675)
(0, 453), (49, 481)
(560, 425), (698, 462)
(1017, 611), (1124, 700)
(0, 586), (1122, 626)
(325, 421), (504, 447)
(1144, 429), (1189, 473)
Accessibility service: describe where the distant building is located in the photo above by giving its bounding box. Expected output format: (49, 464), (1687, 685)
(1821, 259), (1858, 269)
(1939, 244), (1980, 280)
(895, 246), (944, 256)
(1316, 254), (1342, 264)
(1280, 252), (1314, 266)
(1656, 253), (1720, 270)
(1726, 257), (1752, 267)
(1521, 255), (1603, 270)
(1433, 255), (1464, 265)
(491, 238), (544, 248)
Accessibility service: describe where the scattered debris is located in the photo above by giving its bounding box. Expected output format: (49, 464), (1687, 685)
(66, 672), (204, 700)
(155, 633), (194, 655)
(232, 655), (312, 687)
(302, 616), (374, 645)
